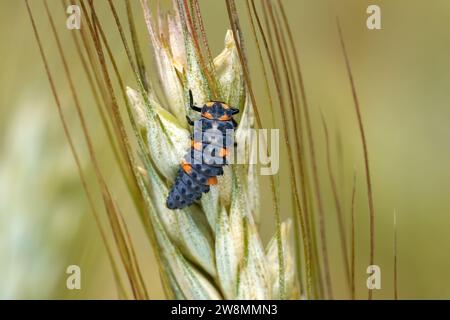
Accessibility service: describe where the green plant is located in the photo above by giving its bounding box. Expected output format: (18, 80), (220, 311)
(26, 0), (378, 300)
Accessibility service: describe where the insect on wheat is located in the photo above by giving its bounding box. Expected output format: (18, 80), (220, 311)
(167, 90), (239, 209)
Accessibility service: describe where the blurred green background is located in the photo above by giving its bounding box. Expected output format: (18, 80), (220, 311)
(1, 0), (450, 299)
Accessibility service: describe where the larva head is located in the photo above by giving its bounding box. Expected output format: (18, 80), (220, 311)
(201, 101), (239, 121)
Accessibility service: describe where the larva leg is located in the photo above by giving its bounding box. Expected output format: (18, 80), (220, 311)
(186, 115), (194, 126)
(189, 89), (202, 112)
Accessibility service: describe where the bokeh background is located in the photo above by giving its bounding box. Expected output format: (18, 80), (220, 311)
(1, 0), (449, 299)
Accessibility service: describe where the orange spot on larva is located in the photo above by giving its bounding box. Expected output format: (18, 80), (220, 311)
(207, 176), (218, 185)
(181, 160), (192, 174)
(192, 140), (202, 150)
(219, 148), (229, 157)
(218, 114), (230, 121)
(202, 112), (214, 119)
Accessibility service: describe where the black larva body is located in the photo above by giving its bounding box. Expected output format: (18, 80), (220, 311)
(166, 95), (239, 210)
